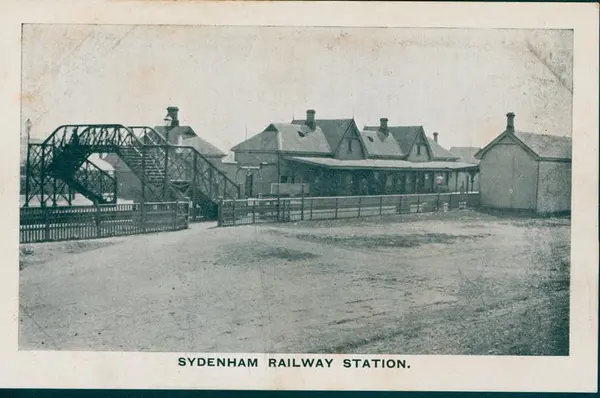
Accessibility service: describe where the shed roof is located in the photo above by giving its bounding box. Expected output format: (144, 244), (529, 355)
(287, 156), (478, 171)
(449, 147), (481, 164)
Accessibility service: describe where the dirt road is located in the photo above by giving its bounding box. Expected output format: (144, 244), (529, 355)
(19, 210), (570, 355)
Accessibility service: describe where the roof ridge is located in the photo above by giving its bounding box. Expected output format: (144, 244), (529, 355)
(292, 118), (354, 122)
(515, 130), (571, 139)
(364, 125), (424, 129)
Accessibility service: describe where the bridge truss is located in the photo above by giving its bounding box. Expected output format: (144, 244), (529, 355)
(23, 124), (240, 220)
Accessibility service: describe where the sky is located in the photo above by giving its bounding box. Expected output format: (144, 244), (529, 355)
(21, 24), (573, 155)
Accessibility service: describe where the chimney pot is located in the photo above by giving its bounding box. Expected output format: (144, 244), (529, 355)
(166, 106), (180, 127)
(433, 132), (438, 143)
(506, 112), (515, 132)
(379, 118), (389, 134)
(306, 109), (316, 130)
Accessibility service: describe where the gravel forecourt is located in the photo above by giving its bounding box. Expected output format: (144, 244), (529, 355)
(19, 210), (570, 355)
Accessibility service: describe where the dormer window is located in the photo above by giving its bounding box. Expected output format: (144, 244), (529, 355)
(298, 131), (306, 138)
(367, 136), (374, 142)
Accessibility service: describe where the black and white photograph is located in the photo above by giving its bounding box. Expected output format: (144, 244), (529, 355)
(18, 23), (573, 354)
(3, 0), (598, 393)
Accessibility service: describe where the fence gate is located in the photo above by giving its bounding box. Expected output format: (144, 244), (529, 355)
(177, 201), (191, 229)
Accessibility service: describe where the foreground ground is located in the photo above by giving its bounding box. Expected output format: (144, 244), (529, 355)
(19, 209), (570, 355)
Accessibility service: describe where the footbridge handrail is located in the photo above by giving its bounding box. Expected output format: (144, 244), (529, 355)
(42, 124), (146, 148)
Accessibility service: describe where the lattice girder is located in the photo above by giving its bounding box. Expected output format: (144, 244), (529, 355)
(24, 123), (241, 218)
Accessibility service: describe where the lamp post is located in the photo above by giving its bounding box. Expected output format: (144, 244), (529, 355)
(24, 118), (32, 172)
(162, 115), (172, 199)
(23, 118), (32, 207)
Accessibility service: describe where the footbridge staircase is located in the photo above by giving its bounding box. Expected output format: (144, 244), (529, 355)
(23, 124), (240, 220)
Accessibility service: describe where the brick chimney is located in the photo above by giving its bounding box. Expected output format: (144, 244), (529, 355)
(506, 112), (515, 133)
(166, 106), (180, 127)
(306, 109), (316, 130)
(433, 132), (438, 143)
(379, 118), (389, 136)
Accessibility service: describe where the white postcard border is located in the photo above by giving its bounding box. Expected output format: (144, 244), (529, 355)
(0, 1), (597, 392)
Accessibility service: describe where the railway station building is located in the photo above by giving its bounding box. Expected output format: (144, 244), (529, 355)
(231, 109), (479, 198)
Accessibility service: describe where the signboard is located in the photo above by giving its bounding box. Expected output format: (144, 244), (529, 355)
(270, 183), (310, 196)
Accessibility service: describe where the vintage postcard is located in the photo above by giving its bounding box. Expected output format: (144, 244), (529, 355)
(1, 0), (598, 392)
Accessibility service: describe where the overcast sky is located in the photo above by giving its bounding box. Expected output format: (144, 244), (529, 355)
(21, 25), (573, 152)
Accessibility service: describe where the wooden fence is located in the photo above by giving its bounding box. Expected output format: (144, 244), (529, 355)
(218, 192), (480, 227)
(20, 201), (190, 243)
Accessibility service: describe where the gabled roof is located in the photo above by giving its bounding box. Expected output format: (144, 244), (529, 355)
(231, 126), (280, 152)
(231, 123), (332, 155)
(358, 129), (405, 158)
(475, 130), (572, 161)
(364, 125), (424, 155)
(180, 136), (225, 157)
(154, 126), (196, 139)
(427, 138), (460, 161)
(514, 131), (571, 160)
(154, 125), (226, 157)
(449, 147), (481, 164)
(291, 118), (355, 152)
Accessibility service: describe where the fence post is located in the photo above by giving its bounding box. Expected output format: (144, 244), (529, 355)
(300, 189), (305, 221)
(172, 202), (177, 230)
(417, 194), (421, 213)
(184, 202), (190, 229)
(217, 198), (224, 227)
(140, 202), (146, 233)
(379, 196), (383, 215)
(113, 177), (117, 204)
(232, 200), (236, 226)
(309, 198), (313, 220)
(44, 207), (50, 241)
(252, 199), (256, 224)
(357, 196), (362, 218)
(334, 197), (339, 219)
(276, 189), (280, 221)
(95, 204), (101, 237)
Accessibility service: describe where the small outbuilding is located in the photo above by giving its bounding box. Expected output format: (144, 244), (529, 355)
(474, 112), (571, 214)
